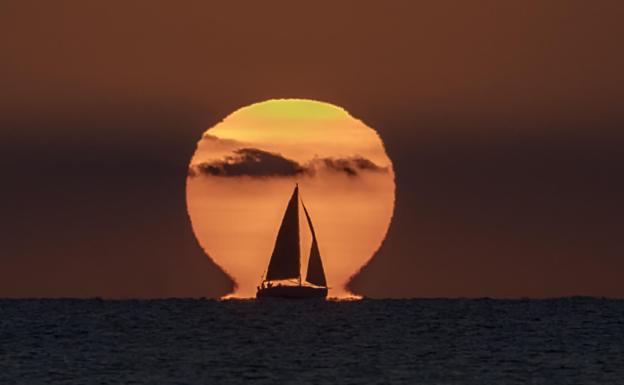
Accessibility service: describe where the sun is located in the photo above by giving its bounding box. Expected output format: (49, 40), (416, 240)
(186, 99), (395, 298)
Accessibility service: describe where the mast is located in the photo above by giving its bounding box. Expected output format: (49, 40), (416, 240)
(265, 185), (301, 281)
(302, 199), (327, 287)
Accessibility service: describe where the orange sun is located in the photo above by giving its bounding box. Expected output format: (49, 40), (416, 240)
(186, 99), (395, 298)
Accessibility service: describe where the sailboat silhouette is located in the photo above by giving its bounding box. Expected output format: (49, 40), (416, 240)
(256, 184), (328, 299)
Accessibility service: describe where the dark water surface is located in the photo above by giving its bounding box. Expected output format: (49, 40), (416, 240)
(1, 298), (623, 384)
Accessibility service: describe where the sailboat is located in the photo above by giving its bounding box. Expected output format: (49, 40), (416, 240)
(256, 184), (328, 299)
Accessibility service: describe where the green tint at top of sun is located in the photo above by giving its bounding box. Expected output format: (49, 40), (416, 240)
(239, 99), (348, 120)
(204, 98), (386, 164)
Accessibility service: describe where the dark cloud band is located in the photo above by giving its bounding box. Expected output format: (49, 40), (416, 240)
(193, 148), (305, 177)
(189, 148), (387, 178)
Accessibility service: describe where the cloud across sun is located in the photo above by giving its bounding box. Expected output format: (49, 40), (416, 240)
(189, 145), (388, 178)
(186, 99), (395, 298)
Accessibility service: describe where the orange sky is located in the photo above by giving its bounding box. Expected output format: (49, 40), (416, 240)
(1, 1), (623, 298)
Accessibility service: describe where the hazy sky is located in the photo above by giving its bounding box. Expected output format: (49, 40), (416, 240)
(1, 1), (623, 298)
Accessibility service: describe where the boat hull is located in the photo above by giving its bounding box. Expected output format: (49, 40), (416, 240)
(256, 285), (328, 299)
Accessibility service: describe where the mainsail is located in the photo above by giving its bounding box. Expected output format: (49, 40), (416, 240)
(265, 185), (301, 281)
(302, 201), (327, 287)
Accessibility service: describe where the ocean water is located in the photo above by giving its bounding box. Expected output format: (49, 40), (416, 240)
(1, 298), (623, 384)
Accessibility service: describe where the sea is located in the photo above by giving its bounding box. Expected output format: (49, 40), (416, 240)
(1, 298), (623, 384)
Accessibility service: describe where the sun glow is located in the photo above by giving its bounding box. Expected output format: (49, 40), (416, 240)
(186, 99), (395, 298)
